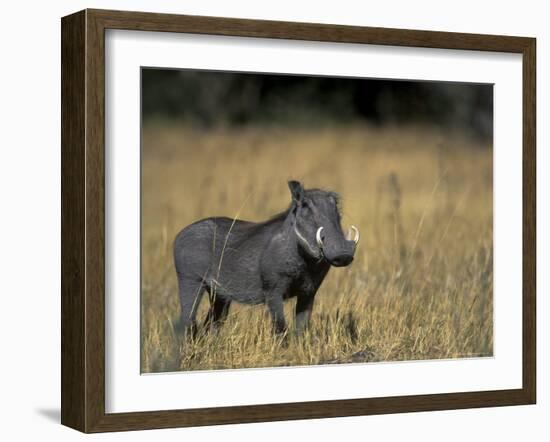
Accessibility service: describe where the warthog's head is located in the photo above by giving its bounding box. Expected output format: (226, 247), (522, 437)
(289, 181), (359, 267)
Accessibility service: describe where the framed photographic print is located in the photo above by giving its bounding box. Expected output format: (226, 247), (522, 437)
(61, 9), (536, 433)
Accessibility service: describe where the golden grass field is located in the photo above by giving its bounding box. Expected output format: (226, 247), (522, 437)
(141, 123), (493, 373)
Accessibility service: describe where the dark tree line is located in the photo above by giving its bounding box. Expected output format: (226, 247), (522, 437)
(142, 68), (492, 141)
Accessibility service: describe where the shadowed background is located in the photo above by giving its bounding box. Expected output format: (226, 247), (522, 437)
(141, 69), (493, 373)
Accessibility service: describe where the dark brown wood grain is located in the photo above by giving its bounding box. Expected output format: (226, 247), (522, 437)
(61, 10), (86, 431)
(90, 8), (533, 52)
(522, 38), (537, 403)
(61, 8), (537, 433)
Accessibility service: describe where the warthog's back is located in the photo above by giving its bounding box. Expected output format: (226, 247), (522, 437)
(173, 216), (283, 303)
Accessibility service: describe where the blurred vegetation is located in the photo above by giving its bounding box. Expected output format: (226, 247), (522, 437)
(142, 69), (493, 141)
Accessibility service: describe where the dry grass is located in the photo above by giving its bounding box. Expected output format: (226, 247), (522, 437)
(141, 123), (493, 373)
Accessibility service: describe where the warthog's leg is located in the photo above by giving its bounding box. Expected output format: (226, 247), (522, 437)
(265, 289), (287, 335)
(203, 297), (231, 332)
(177, 276), (205, 337)
(295, 294), (315, 336)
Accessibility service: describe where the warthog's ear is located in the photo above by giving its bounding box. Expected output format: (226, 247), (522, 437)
(288, 180), (304, 204)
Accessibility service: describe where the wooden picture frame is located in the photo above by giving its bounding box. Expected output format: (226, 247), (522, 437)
(61, 8), (536, 433)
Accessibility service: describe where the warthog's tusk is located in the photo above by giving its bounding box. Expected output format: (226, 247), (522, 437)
(347, 225), (360, 244)
(316, 227), (324, 248)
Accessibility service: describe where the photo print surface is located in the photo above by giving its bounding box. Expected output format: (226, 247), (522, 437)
(140, 68), (493, 373)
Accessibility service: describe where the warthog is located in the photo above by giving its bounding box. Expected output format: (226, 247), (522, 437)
(173, 181), (359, 336)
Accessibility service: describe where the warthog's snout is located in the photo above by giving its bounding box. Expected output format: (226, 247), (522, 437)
(326, 240), (356, 267)
(329, 252), (354, 267)
(316, 225), (359, 267)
